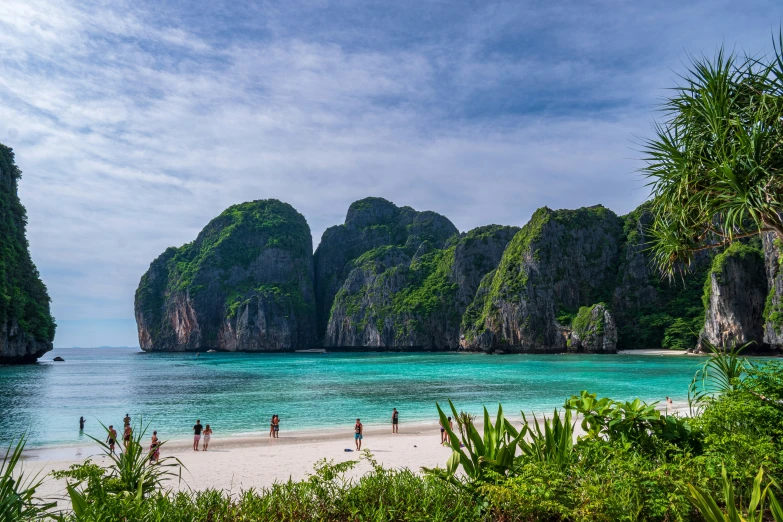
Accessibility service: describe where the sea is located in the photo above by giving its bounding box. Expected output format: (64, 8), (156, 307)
(0, 347), (704, 448)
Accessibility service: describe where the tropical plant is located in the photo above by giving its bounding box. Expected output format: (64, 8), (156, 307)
(0, 437), (54, 521)
(642, 34), (783, 277)
(566, 391), (701, 453)
(688, 340), (752, 415)
(688, 465), (783, 522)
(54, 418), (183, 516)
(423, 400), (525, 484)
(516, 408), (575, 469)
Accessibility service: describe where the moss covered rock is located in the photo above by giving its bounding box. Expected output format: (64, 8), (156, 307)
(568, 303), (617, 353)
(134, 199), (316, 352)
(0, 144), (55, 363)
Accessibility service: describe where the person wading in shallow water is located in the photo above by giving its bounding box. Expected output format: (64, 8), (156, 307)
(79, 416), (85, 431)
(193, 420), (203, 451)
(391, 408), (399, 434)
(354, 418), (363, 450)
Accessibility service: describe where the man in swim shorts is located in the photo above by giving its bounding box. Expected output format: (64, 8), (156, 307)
(193, 419), (203, 451)
(392, 408), (399, 434)
(107, 425), (117, 454)
(354, 418), (363, 450)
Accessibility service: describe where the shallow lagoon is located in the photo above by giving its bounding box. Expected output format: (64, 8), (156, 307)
(0, 347), (702, 447)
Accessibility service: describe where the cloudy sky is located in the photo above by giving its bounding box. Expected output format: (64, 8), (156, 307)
(1, 0), (779, 347)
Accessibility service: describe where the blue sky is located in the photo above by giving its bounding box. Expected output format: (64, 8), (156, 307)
(0, 0), (779, 347)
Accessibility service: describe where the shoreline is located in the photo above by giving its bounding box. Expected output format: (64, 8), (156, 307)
(28, 401), (690, 504)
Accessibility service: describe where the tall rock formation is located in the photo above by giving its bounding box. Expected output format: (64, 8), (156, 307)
(314, 197), (459, 341)
(0, 144), (55, 363)
(460, 205), (623, 353)
(700, 242), (767, 350)
(135, 199), (316, 352)
(611, 205), (711, 350)
(322, 223), (518, 349)
(763, 232), (783, 349)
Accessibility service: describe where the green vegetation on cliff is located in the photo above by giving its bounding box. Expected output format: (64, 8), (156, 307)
(0, 144), (55, 343)
(614, 206), (711, 350)
(571, 303), (606, 337)
(135, 199), (315, 348)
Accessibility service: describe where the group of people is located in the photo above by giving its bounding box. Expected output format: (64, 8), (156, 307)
(193, 420), (213, 451)
(85, 407), (407, 460)
(269, 415), (280, 438)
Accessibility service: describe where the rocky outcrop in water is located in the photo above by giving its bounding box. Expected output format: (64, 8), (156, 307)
(135, 199), (316, 352)
(568, 303), (618, 353)
(0, 144), (55, 364)
(460, 205), (623, 353)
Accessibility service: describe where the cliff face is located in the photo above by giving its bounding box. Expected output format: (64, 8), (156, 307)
(763, 233), (783, 349)
(0, 145), (55, 363)
(699, 243), (767, 350)
(460, 205), (623, 353)
(314, 197), (459, 341)
(135, 199), (316, 352)
(323, 223), (518, 349)
(317, 197), (521, 348)
(611, 205), (711, 350)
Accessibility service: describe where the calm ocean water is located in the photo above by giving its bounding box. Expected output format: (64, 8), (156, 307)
(0, 347), (703, 448)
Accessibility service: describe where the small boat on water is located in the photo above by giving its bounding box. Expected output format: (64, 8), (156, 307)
(295, 349), (327, 353)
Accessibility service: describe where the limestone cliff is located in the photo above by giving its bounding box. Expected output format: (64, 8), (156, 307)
(611, 205), (711, 350)
(0, 144), (55, 363)
(135, 199), (316, 352)
(699, 242), (767, 350)
(763, 233), (783, 349)
(314, 197), (459, 341)
(460, 205), (623, 353)
(323, 224), (518, 349)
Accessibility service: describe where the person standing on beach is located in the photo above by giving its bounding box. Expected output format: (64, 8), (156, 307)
(440, 419), (446, 444)
(273, 415), (280, 438)
(107, 425), (117, 454)
(392, 408), (399, 434)
(269, 415), (275, 438)
(149, 431), (160, 463)
(123, 424), (133, 447)
(193, 419), (203, 451)
(79, 416), (85, 431)
(446, 417), (453, 444)
(354, 418), (363, 450)
(123, 413), (130, 427)
(202, 425), (212, 451)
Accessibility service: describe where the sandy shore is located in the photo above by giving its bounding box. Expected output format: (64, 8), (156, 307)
(27, 400), (690, 505)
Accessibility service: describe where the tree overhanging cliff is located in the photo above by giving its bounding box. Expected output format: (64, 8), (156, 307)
(0, 144), (55, 363)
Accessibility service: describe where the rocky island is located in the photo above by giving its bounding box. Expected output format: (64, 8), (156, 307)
(135, 200), (317, 352)
(136, 196), (783, 353)
(0, 144), (56, 363)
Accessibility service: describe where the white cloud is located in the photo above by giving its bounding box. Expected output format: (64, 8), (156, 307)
(0, 0), (777, 346)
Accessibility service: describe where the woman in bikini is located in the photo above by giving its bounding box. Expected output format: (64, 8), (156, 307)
(149, 431), (160, 463)
(202, 425), (212, 451)
(269, 415), (276, 438)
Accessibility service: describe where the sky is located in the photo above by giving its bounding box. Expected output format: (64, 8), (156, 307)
(0, 0), (780, 347)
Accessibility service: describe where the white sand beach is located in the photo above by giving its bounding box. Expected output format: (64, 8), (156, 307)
(28, 400), (690, 505)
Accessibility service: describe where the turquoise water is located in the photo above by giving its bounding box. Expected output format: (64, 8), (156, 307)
(0, 348), (703, 448)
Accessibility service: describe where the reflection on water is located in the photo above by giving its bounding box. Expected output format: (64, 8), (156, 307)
(0, 347), (702, 448)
